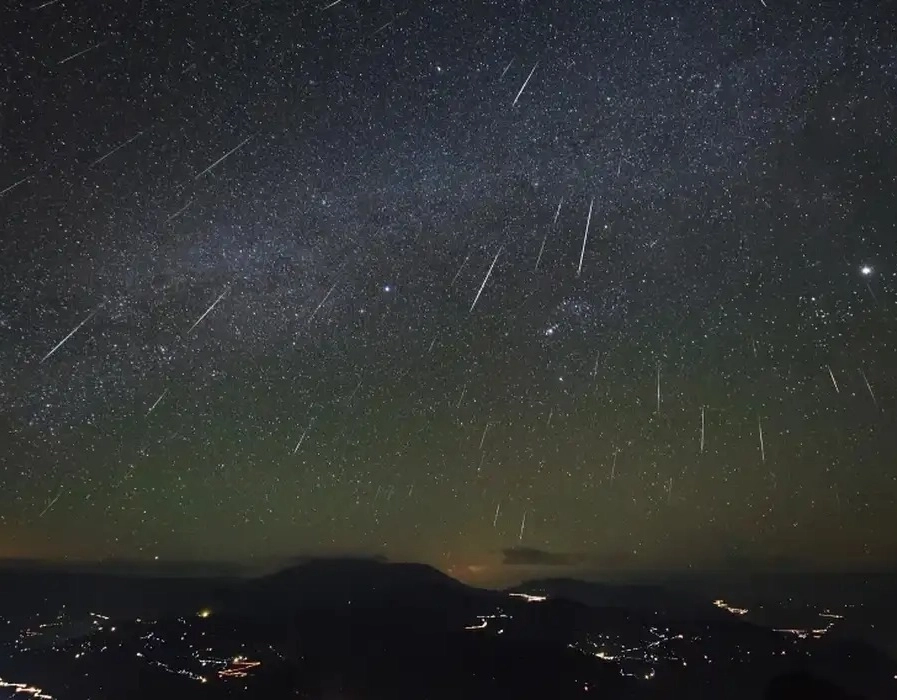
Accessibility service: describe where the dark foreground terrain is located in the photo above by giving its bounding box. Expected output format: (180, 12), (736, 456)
(0, 559), (894, 699)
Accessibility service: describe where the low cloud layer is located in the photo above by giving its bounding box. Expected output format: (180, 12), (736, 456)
(501, 547), (586, 567)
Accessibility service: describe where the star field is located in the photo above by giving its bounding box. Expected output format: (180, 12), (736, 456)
(1, 0), (897, 579)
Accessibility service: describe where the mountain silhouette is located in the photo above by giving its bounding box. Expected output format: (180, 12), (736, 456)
(227, 557), (500, 617)
(512, 577), (732, 621)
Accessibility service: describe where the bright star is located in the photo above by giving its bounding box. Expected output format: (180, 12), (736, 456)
(861, 265), (873, 276)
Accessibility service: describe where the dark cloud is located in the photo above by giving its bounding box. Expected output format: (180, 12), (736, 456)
(502, 547), (586, 567)
(589, 550), (636, 570)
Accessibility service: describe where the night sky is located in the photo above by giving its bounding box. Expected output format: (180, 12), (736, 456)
(2, 0), (897, 581)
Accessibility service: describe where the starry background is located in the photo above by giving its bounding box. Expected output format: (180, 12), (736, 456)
(1, 0), (896, 581)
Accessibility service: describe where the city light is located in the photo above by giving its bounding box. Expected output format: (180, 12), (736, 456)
(713, 599), (749, 616)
